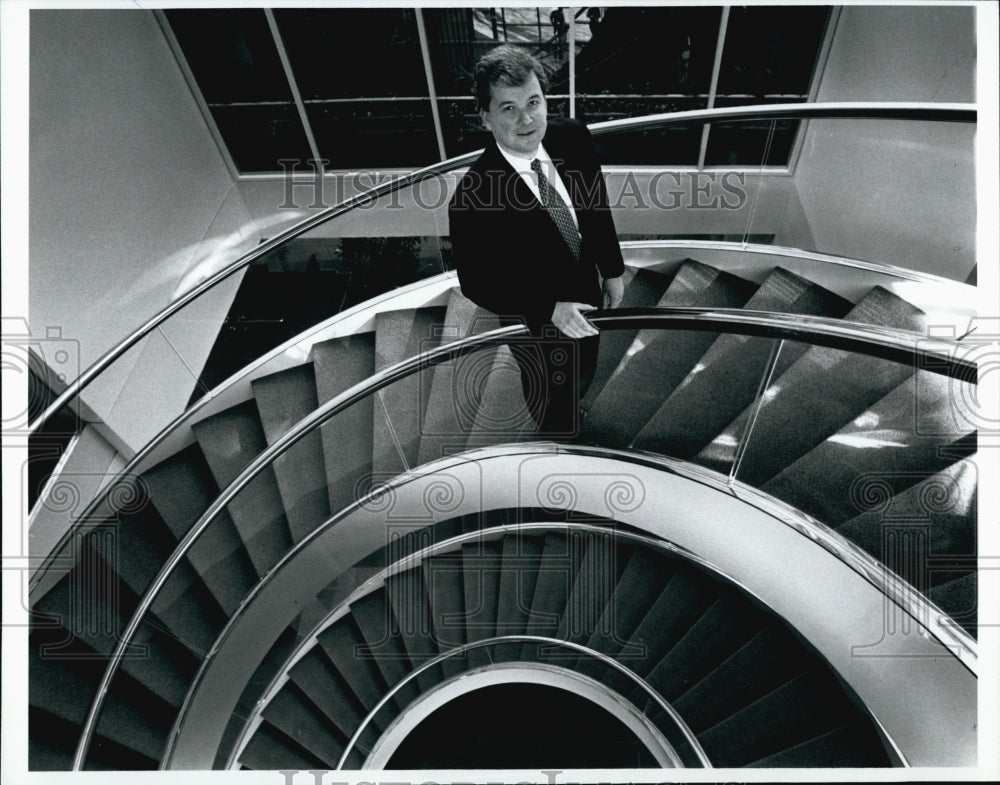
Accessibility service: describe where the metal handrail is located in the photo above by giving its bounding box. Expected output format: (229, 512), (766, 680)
(30, 101), (976, 437)
(70, 307), (977, 769)
(334, 635), (712, 769)
(216, 520), (706, 770)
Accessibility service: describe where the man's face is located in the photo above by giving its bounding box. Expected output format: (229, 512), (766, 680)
(481, 72), (547, 157)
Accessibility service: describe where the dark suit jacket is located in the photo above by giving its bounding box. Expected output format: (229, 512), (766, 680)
(448, 118), (625, 334)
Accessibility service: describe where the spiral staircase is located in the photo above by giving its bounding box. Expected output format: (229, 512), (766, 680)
(28, 247), (978, 770)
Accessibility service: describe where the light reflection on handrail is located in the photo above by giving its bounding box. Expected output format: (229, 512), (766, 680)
(333, 635), (711, 770)
(215, 520), (705, 770)
(71, 307), (976, 769)
(30, 102), (976, 437)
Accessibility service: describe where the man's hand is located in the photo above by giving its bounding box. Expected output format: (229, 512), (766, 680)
(551, 301), (599, 338)
(603, 276), (625, 309)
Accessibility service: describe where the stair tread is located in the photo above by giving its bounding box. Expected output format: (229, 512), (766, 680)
(372, 306), (448, 478)
(312, 332), (376, 514)
(639, 590), (761, 703)
(672, 624), (811, 733)
(764, 373), (977, 525)
(633, 267), (853, 458)
(262, 686), (346, 768)
(141, 444), (257, 613)
(252, 363), (332, 543)
(418, 289), (502, 464)
(386, 566), (443, 692)
(747, 722), (890, 767)
(424, 551), (469, 677)
(581, 260), (758, 447)
(192, 400), (294, 576)
(520, 532), (577, 661)
(350, 588), (417, 709)
(463, 345), (536, 450)
(239, 721), (325, 770)
(555, 531), (622, 649)
(317, 615), (389, 715)
(287, 649), (365, 740)
(695, 668), (863, 767)
(695, 285), (927, 483)
(581, 266), (672, 412)
(577, 549), (677, 678)
(462, 540), (503, 668)
(493, 534), (545, 664)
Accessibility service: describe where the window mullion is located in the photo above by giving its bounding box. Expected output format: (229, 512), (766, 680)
(699, 5), (730, 170)
(415, 9), (448, 161)
(264, 9), (323, 168)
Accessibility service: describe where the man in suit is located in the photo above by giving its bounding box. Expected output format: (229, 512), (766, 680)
(449, 45), (625, 437)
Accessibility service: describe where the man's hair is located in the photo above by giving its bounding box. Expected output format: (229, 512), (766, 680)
(473, 45), (549, 112)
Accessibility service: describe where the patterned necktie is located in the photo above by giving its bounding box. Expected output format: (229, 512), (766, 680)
(531, 158), (582, 259)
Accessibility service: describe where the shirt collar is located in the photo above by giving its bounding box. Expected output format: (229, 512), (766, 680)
(496, 142), (554, 175)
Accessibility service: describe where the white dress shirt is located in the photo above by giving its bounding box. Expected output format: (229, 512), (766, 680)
(497, 143), (580, 230)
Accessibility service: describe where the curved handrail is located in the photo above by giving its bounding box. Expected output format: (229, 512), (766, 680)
(217, 520), (707, 770)
(71, 308), (976, 769)
(30, 101), (976, 437)
(32, 298), (976, 595)
(334, 635), (712, 769)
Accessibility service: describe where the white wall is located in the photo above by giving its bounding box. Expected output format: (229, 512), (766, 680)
(30, 10), (256, 451)
(792, 4), (976, 280)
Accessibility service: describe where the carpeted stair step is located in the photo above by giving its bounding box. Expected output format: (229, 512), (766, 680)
(575, 548), (678, 679)
(696, 285), (927, 483)
(350, 588), (421, 716)
(493, 533), (544, 663)
(29, 707), (84, 770)
(316, 616), (391, 730)
(386, 566), (444, 692)
(462, 539), (503, 668)
(31, 632), (174, 767)
(669, 623), (811, 735)
(192, 400), (294, 576)
(252, 363), (332, 542)
(634, 591), (761, 711)
(747, 723), (891, 767)
(633, 267), (854, 458)
(417, 289), (502, 463)
(600, 564), (718, 697)
(463, 344), (536, 449)
(581, 266), (672, 412)
(33, 541), (211, 709)
(520, 532), (580, 661)
(100, 507), (225, 659)
(372, 306), (447, 479)
(551, 530), (625, 657)
(259, 684), (346, 768)
(141, 445), (258, 614)
(581, 260), (758, 447)
(764, 374), (977, 526)
(693, 668), (877, 767)
(239, 721), (325, 770)
(285, 648), (366, 743)
(312, 333), (376, 513)
(423, 551), (468, 677)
